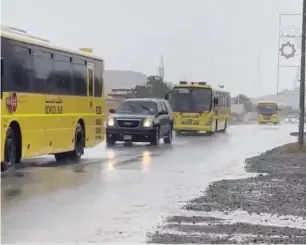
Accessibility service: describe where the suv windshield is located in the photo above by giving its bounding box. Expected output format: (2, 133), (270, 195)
(170, 87), (212, 112)
(116, 100), (157, 114)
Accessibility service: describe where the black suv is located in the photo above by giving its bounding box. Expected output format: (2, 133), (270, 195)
(106, 98), (173, 146)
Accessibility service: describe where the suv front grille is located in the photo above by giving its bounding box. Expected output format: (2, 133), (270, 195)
(116, 119), (140, 128)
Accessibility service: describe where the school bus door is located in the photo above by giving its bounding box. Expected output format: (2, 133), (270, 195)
(87, 63), (95, 144)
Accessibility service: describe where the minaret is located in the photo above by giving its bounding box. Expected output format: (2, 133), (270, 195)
(158, 55), (164, 81)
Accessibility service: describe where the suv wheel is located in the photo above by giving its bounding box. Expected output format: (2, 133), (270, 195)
(106, 135), (115, 146)
(150, 127), (160, 145)
(164, 126), (173, 144)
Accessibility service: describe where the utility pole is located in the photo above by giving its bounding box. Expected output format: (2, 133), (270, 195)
(298, 0), (306, 146)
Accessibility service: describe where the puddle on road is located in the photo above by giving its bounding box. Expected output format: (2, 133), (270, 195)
(148, 131), (306, 244)
(163, 210), (306, 229)
(2, 125), (301, 244)
(148, 209), (306, 244)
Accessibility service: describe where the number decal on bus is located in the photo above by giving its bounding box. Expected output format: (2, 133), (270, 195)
(45, 105), (63, 114)
(181, 119), (199, 125)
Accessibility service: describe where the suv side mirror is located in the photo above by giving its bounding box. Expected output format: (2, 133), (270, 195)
(109, 108), (116, 113)
(213, 97), (219, 105)
(164, 93), (169, 100)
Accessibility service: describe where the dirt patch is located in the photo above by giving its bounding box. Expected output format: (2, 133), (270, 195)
(147, 143), (306, 244)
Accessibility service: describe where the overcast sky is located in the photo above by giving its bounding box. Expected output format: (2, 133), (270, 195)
(1, 0), (303, 96)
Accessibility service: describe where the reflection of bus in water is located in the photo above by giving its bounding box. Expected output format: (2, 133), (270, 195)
(256, 101), (280, 124)
(165, 81), (231, 135)
(1, 26), (105, 171)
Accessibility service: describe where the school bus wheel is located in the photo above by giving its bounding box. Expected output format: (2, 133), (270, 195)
(175, 130), (182, 136)
(67, 123), (84, 162)
(54, 123), (84, 163)
(207, 131), (214, 136)
(215, 120), (218, 132)
(54, 153), (68, 163)
(2, 126), (18, 171)
(220, 119), (228, 132)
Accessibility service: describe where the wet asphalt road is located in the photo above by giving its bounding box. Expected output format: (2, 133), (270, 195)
(1, 124), (298, 243)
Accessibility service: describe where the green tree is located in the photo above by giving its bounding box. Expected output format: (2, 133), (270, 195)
(133, 85), (150, 98)
(134, 75), (172, 98)
(234, 94), (253, 112)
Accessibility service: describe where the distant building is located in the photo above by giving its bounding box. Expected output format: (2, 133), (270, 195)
(107, 88), (135, 101)
(231, 104), (245, 115)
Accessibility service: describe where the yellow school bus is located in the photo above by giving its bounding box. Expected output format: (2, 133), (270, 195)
(166, 81), (231, 135)
(1, 26), (105, 171)
(256, 101), (280, 124)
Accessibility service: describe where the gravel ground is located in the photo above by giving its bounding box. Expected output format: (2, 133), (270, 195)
(147, 143), (306, 244)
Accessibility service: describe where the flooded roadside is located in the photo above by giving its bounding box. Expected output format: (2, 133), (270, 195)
(147, 143), (306, 244)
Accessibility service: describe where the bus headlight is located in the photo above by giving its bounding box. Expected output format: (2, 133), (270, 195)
(143, 118), (153, 127)
(205, 120), (212, 126)
(108, 117), (115, 127)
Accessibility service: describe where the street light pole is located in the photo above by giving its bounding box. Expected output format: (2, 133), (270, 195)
(298, 0), (306, 146)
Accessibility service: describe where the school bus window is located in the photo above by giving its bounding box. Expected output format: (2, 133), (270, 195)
(72, 59), (87, 96)
(94, 62), (103, 97)
(10, 46), (33, 92)
(88, 68), (93, 96)
(1, 58), (3, 76)
(226, 95), (230, 107)
(33, 49), (53, 93)
(94, 75), (102, 97)
(218, 95), (222, 107)
(219, 95), (223, 107)
(1, 39), (10, 92)
(54, 53), (72, 94)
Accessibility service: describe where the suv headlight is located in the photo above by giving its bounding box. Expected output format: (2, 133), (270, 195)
(143, 118), (153, 127)
(107, 117), (115, 127)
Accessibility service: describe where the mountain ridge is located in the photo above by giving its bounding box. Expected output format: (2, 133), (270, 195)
(104, 70), (147, 95)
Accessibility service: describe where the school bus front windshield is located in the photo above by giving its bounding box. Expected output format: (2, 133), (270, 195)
(257, 103), (279, 124)
(257, 104), (277, 114)
(171, 87), (212, 113)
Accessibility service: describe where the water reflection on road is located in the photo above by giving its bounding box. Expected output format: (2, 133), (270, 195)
(1, 124), (297, 243)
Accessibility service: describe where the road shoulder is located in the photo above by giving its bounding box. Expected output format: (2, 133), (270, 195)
(147, 143), (306, 244)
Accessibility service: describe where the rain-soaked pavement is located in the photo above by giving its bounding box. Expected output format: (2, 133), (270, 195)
(1, 123), (299, 243)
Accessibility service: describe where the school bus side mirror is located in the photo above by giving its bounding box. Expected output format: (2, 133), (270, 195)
(213, 97), (219, 105)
